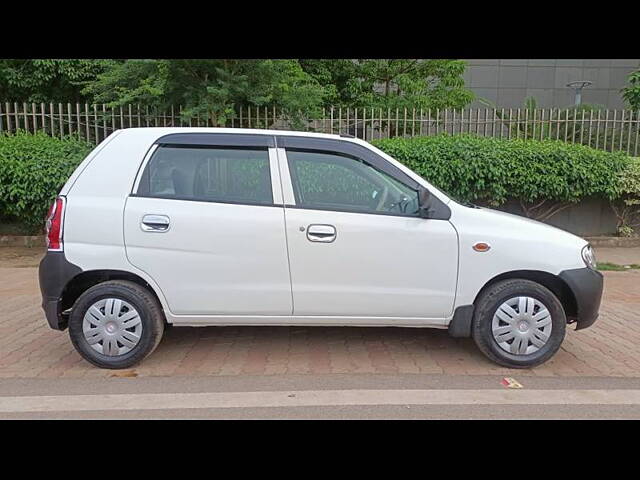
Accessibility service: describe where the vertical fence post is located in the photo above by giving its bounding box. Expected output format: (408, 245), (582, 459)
(491, 109), (497, 138)
(484, 108), (489, 137)
(611, 110), (618, 151)
(67, 103), (72, 138)
(444, 109), (449, 135)
(57, 103), (62, 138)
(31, 102), (37, 132)
(595, 110), (602, 149)
(22, 102), (28, 133)
(546, 108), (551, 141)
(426, 109), (431, 137)
(633, 110), (640, 157)
(4, 102), (13, 133)
(93, 104), (98, 144)
(103, 104), (107, 138)
(40, 103), (45, 134)
(0, 103), (3, 134)
(619, 110), (625, 152)
(75, 103), (81, 139)
(626, 110), (633, 154)
(362, 108), (367, 139)
(603, 110), (610, 151)
(354, 108), (358, 138)
(411, 108), (416, 137)
(13, 102), (19, 131)
(328, 106), (333, 134)
(85, 103), (90, 141)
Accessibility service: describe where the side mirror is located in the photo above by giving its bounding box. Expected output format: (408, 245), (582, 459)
(418, 186), (432, 218)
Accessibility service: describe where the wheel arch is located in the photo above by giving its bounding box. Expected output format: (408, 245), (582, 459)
(60, 269), (166, 321)
(474, 270), (578, 322)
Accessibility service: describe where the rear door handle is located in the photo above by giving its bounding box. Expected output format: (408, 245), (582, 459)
(306, 224), (336, 243)
(141, 214), (170, 232)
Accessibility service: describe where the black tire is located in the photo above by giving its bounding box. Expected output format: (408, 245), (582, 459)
(472, 279), (566, 368)
(68, 280), (165, 369)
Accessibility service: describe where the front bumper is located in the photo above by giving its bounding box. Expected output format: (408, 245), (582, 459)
(559, 267), (604, 330)
(38, 251), (82, 330)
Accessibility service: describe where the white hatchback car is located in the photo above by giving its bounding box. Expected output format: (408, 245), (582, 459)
(39, 128), (603, 369)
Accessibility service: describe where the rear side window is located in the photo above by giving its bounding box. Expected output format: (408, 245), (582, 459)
(137, 146), (273, 205)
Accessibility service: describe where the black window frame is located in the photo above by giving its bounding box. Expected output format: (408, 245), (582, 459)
(133, 134), (277, 208)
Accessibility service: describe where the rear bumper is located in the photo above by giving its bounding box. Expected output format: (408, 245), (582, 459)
(559, 267), (604, 330)
(38, 251), (82, 330)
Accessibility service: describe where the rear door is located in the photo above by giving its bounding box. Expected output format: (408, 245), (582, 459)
(124, 133), (292, 316)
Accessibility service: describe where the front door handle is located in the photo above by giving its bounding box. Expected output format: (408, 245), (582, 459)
(141, 214), (170, 232)
(306, 224), (336, 243)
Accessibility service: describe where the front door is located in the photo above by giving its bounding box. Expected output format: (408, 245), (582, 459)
(279, 145), (458, 319)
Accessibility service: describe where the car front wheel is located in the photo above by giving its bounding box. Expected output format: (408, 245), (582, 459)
(472, 279), (566, 368)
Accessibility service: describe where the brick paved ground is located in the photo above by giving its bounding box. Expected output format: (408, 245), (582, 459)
(1, 247), (639, 379)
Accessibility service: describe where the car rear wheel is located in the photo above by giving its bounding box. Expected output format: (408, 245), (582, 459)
(68, 280), (165, 369)
(472, 279), (566, 368)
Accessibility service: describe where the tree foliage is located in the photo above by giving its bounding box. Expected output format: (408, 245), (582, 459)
(0, 59), (115, 102)
(301, 59), (474, 110)
(622, 68), (640, 110)
(0, 59), (475, 122)
(80, 59), (328, 126)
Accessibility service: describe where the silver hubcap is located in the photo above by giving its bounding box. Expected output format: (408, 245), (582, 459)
(491, 296), (552, 355)
(82, 298), (143, 356)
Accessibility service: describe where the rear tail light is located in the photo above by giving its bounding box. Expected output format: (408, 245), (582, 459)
(45, 196), (65, 251)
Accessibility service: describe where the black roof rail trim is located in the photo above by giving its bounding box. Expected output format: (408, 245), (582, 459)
(340, 133), (355, 138)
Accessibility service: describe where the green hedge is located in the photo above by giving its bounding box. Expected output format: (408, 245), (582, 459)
(0, 131), (93, 233)
(371, 134), (629, 209)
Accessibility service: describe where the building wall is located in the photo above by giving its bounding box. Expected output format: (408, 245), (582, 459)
(463, 59), (639, 109)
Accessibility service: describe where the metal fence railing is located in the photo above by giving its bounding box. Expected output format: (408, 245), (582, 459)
(1, 102), (639, 155)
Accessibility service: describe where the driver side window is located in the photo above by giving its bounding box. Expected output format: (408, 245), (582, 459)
(286, 149), (419, 216)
